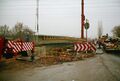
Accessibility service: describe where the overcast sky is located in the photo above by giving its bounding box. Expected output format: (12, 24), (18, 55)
(0, 0), (120, 38)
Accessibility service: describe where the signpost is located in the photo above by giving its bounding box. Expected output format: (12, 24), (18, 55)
(85, 19), (90, 41)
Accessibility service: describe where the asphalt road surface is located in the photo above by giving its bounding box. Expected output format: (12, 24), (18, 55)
(0, 53), (120, 81)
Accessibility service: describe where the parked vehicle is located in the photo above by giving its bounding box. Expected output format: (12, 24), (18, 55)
(102, 37), (120, 52)
(0, 36), (35, 62)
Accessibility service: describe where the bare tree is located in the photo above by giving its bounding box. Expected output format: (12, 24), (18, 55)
(10, 22), (23, 39)
(98, 21), (103, 38)
(22, 26), (34, 41)
(112, 25), (120, 38)
(0, 22), (34, 41)
(11, 22), (34, 41)
(0, 25), (9, 36)
(15, 22), (23, 33)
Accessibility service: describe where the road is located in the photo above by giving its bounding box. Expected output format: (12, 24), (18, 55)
(0, 54), (120, 81)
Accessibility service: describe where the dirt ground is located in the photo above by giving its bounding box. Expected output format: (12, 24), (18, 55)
(0, 59), (43, 72)
(0, 54), (120, 81)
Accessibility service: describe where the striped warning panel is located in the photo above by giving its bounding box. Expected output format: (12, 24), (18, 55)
(74, 42), (96, 52)
(74, 42), (90, 52)
(7, 41), (14, 48)
(22, 42), (34, 51)
(88, 42), (96, 51)
(13, 42), (22, 53)
(7, 41), (34, 53)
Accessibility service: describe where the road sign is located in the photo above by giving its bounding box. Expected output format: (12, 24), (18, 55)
(85, 22), (89, 30)
(84, 19), (90, 41)
(74, 42), (96, 52)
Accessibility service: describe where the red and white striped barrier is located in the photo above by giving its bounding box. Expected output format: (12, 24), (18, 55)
(88, 42), (96, 52)
(13, 42), (22, 53)
(74, 42), (96, 52)
(22, 42), (34, 51)
(7, 41), (34, 53)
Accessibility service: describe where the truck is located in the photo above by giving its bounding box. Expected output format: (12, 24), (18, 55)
(0, 36), (35, 62)
(102, 37), (120, 52)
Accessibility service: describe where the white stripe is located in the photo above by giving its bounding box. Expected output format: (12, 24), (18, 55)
(77, 43), (80, 51)
(81, 44), (84, 51)
(74, 44), (77, 51)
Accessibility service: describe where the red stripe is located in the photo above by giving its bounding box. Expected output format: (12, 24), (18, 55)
(22, 42), (33, 51)
(89, 42), (96, 51)
(8, 41), (14, 48)
(22, 43), (26, 51)
(23, 43), (26, 51)
(14, 42), (21, 52)
(27, 43), (30, 50)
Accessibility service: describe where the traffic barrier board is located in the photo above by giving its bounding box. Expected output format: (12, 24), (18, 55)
(7, 41), (34, 53)
(74, 42), (96, 52)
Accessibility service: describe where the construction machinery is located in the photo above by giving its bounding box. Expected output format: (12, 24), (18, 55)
(100, 36), (120, 52)
(0, 36), (35, 62)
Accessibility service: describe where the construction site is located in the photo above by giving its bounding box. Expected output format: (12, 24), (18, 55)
(0, 0), (120, 81)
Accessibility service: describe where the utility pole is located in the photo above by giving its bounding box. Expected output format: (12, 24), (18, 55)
(81, 0), (85, 39)
(36, 0), (39, 33)
(35, 0), (39, 43)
